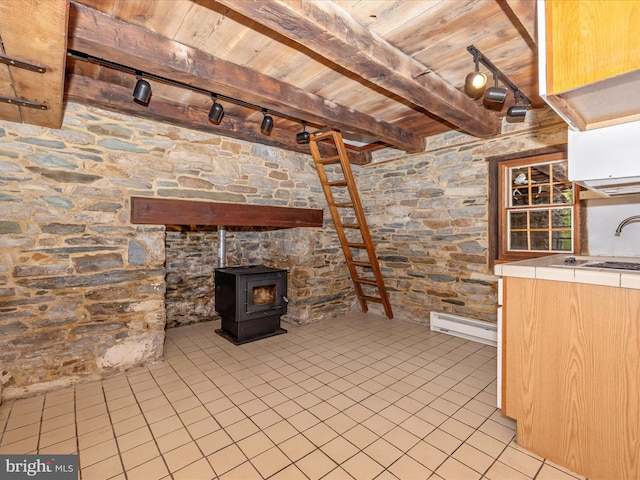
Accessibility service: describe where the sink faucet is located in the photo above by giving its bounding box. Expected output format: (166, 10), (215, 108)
(615, 215), (640, 236)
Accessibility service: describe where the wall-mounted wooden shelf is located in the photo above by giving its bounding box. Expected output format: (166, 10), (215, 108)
(131, 197), (323, 228)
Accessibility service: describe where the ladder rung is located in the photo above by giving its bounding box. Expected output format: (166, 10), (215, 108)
(361, 295), (384, 304)
(310, 131), (393, 320)
(318, 155), (341, 165)
(312, 131), (337, 142)
(351, 261), (372, 268)
(355, 278), (378, 286)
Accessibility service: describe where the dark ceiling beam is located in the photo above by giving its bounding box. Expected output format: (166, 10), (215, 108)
(501, 0), (537, 48)
(67, 2), (424, 153)
(498, 0), (538, 52)
(65, 73), (372, 164)
(215, 0), (502, 139)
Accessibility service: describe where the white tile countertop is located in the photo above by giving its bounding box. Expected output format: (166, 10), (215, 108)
(494, 254), (640, 290)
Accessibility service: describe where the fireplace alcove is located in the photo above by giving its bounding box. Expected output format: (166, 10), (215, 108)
(132, 197), (323, 337)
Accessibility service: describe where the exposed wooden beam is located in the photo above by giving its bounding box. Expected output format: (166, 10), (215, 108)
(68, 2), (424, 153)
(65, 72), (372, 164)
(501, 0), (537, 47)
(215, 0), (501, 139)
(0, 0), (68, 128)
(131, 197), (323, 228)
(66, 74), (309, 154)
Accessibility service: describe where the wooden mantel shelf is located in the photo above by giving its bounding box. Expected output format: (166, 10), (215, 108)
(131, 197), (323, 228)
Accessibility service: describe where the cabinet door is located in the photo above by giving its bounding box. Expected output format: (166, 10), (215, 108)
(504, 276), (640, 479)
(544, 0), (640, 94)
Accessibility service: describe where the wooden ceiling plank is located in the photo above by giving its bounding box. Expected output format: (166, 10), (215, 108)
(0, 0), (68, 128)
(110, 0), (195, 39)
(68, 2), (424, 153)
(216, 0), (501, 138)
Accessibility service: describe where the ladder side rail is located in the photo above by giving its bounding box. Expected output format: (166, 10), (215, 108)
(332, 132), (393, 318)
(309, 138), (368, 312)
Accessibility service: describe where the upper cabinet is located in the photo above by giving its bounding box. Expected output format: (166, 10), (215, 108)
(538, 0), (640, 130)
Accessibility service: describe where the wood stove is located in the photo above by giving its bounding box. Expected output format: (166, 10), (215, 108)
(214, 265), (287, 344)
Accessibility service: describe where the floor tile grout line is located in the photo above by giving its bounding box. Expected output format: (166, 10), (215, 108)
(2, 317), (586, 480)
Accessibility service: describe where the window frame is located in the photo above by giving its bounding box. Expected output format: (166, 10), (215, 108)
(487, 147), (582, 266)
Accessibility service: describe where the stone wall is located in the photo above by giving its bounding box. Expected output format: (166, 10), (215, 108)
(164, 225), (357, 328)
(0, 104), (348, 399)
(354, 109), (567, 323)
(164, 226), (357, 328)
(165, 229), (218, 328)
(0, 101), (567, 399)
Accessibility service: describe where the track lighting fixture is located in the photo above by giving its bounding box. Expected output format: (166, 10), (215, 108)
(296, 121), (310, 144)
(507, 91), (528, 118)
(208, 95), (224, 124)
(133, 73), (151, 104)
(484, 73), (507, 104)
(464, 50), (487, 99)
(465, 45), (531, 116)
(70, 50), (315, 144)
(260, 109), (274, 135)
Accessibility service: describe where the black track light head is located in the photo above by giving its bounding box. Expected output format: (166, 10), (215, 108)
(260, 110), (273, 135)
(484, 73), (507, 104)
(507, 91), (528, 118)
(133, 74), (151, 104)
(296, 121), (310, 144)
(208, 96), (224, 124)
(507, 104), (528, 117)
(464, 52), (487, 99)
(484, 86), (507, 103)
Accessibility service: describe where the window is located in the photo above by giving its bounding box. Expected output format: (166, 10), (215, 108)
(490, 150), (580, 263)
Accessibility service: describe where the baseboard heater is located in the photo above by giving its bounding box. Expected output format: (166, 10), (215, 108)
(430, 312), (497, 347)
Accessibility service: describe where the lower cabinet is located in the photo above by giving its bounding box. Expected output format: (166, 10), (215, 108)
(502, 277), (640, 480)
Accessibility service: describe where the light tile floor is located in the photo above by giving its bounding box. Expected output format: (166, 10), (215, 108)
(0, 313), (586, 480)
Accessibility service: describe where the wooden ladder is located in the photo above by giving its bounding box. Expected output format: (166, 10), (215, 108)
(309, 130), (393, 319)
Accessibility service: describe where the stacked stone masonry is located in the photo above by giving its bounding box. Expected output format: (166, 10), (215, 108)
(0, 103), (566, 399)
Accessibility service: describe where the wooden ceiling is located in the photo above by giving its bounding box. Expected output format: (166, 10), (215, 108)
(1, 0), (539, 163)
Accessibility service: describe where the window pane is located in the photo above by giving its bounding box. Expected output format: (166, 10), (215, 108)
(510, 231), (528, 250)
(530, 210), (549, 228)
(512, 167), (529, 187)
(530, 231), (549, 250)
(512, 187), (529, 206)
(553, 161), (569, 182)
(553, 183), (574, 204)
(552, 208), (572, 228)
(530, 164), (550, 184)
(510, 211), (528, 229)
(552, 230), (573, 251)
(533, 185), (550, 205)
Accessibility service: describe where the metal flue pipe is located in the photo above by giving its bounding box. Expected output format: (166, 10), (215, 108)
(217, 226), (227, 268)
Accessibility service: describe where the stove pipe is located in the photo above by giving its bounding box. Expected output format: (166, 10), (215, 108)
(218, 225), (226, 268)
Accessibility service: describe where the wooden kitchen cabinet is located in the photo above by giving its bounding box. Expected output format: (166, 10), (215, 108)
(538, 0), (640, 130)
(502, 277), (640, 479)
